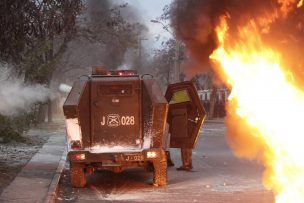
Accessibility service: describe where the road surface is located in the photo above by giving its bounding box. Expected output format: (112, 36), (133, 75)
(57, 122), (274, 203)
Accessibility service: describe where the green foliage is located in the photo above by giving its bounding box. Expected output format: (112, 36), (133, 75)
(0, 0), (83, 134)
(22, 40), (63, 83)
(0, 110), (38, 143)
(0, 0), (83, 83)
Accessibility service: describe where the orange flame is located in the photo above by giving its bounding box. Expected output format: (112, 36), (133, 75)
(297, 0), (304, 8)
(210, 16), (304, 203)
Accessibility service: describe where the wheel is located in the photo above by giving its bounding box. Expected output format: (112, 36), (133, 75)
(152, 160), (167, 186)
(152, 150), (168, 186)
(70, 164), (86, 188)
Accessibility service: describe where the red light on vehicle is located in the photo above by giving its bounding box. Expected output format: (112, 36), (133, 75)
(74, 153), (86, 160)
(104, 70), (137, 76)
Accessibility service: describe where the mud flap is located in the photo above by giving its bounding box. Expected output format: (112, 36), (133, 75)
(70, 163), (86, 188)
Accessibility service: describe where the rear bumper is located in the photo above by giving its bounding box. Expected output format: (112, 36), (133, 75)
(68, 148), (165, 163)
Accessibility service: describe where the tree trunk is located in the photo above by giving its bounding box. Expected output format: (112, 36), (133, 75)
(47, 99), (52, 123)
(46, 36), (54, 123)
(38, 104), (47, 123)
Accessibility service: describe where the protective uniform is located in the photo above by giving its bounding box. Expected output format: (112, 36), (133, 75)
(177, 148), (192, 171)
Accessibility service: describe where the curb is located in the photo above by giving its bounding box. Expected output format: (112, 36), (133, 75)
(44, 148), (67, 203)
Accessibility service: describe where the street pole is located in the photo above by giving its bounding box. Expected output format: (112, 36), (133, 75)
(174, 41), (181, 83)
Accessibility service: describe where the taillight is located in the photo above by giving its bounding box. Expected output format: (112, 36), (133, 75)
(73, 153), (86, 160)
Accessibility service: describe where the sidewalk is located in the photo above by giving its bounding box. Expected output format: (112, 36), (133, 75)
(0, 120), (66, 203)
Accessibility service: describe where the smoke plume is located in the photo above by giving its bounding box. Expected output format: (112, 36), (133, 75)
(170, 0), (304, 187)
(58, 83), (72, 93)
(0, 64), (51, 116)
(170, 0), (304, 82)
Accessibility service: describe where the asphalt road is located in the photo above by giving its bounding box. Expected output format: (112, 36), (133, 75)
(56, 122), (274, 203)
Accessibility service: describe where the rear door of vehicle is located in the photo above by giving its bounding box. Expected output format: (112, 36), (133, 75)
(165, 81), (206, 148)
(90, 76), (142, 148)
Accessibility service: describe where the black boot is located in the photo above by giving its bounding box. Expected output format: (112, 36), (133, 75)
(177, 148), (193, 171)
(176, 165), (192, 171)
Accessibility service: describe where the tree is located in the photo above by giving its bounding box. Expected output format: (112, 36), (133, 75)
(151, 39), (177, 89)
(81, 0), (146, 70)
(0, 0), (83, 127)
(53, 0), (148, 84)
(0, 0), (83, 78)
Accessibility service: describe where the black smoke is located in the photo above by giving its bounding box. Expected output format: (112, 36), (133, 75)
(170, 0), (304, 83)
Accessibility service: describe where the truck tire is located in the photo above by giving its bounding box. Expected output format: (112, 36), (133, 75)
(152, 160), (167, 186)
(70, 164), (86, 188)
(152, 150), (168, 186)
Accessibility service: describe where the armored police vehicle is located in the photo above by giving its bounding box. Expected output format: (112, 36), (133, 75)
(63, 67), (205, 187)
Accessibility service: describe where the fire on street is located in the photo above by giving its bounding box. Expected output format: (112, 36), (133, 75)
(57, 122), (274, 203)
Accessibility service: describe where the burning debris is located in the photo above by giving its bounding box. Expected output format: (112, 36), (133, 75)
(170, 0), (304, 202)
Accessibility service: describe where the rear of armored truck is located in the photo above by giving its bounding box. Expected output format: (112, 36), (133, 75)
(63, 68), (168, 187)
